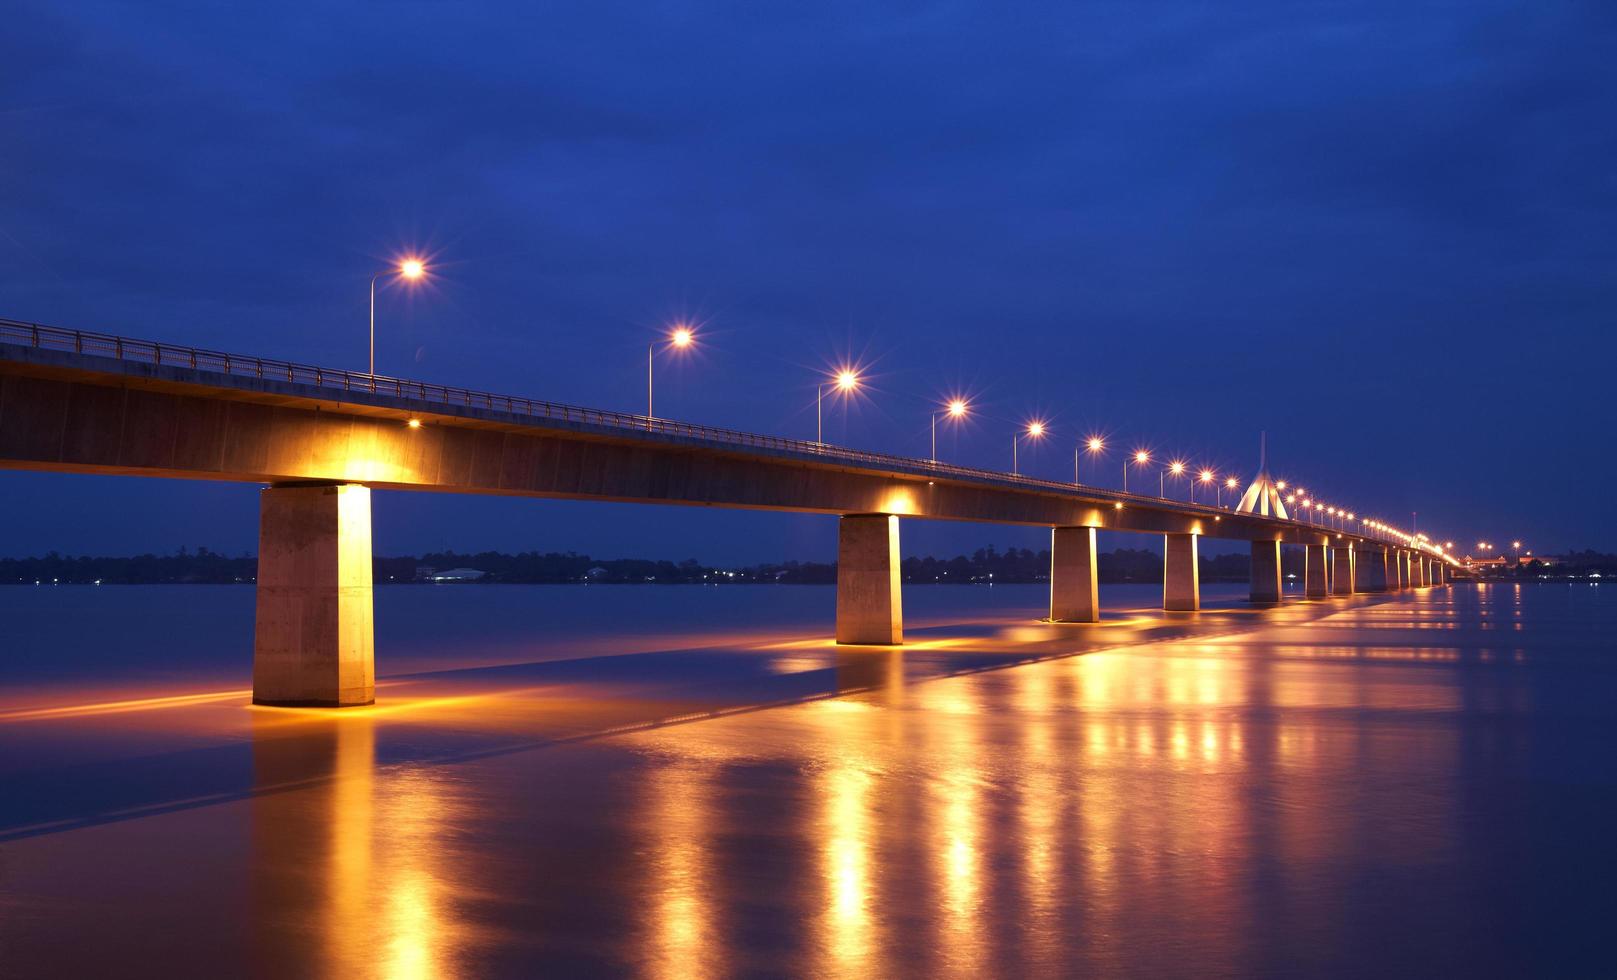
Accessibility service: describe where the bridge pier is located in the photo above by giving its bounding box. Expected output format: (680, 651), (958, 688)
(1305, 544), (1329, 598)
(1434, 562), (1446, 586)
(836, 514), (903, 644)
(252, 483), (375, 707)
(1417, 555), (1431, 588)
(1163, 533), (1200, 611)
(1360, 548), (1390, 592)
(1049, 526), (1100, 622)
(1249, 540), (1282, 604)
(1331, 542), (1356, 595)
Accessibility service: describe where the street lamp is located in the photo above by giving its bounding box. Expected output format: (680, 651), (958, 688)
(370, 257), (427, 376)
(1013, 420), (1046, 475)
(1076, 436), (1104, 485)
(1126, 450), (1150, 494)
(1196, 468), (1215, 505)
(817, 368), (860, 444)
(933, 398), (968, 462)
(1221, 475), (1237, 508)
(1162, 460), (1186, 499)
(647, 324), (695, 423)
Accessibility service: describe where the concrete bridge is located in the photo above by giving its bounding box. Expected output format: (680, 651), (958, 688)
(0, 320), (1454, 706)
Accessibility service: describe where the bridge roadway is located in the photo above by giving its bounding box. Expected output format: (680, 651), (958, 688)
(0, 322), (1452, 707)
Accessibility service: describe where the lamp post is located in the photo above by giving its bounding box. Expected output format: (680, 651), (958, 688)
(1221, 476), (1237, 508)
(1162, 460), (1185, 499)
(370, 257), (426, 377)
(647, 324), (695, 425)
(1013, 420), (1045, 475)
(1126, 450), (1149, 494)
(1196, 468), (1214, 505)
(1076, 437), (1104, 485)
(817, 369), (859, 445)
(933, 398), (968, 463)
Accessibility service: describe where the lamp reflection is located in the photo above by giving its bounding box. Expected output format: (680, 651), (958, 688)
(819, 757), (877, 974)
(917, 683), (987, 973)
(641, 758), (722, 980)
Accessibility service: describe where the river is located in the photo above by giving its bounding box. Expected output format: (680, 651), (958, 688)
(0, 581), (1612, 976)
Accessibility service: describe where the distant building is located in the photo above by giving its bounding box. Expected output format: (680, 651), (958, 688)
(584, 566), (609, 581)
(429, 567), (485, 582)
(414, 565), (437, 581)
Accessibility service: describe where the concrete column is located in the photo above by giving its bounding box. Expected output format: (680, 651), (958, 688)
(1360, 548), (1389, 592)
(1049, 526), (1100, 623)
(1305, 544), (1329, 598)
(253, 483), (375, 707)
(1163, 533), (1200, 611)
(1417, 556), (1431, 587)
(1331, 542), (1356, 595)
(1434, 562), (1445, 586)
(836, 514), (902, 644)
(1250, 540), (1282, 604)
(1391, 551), (1407, 590)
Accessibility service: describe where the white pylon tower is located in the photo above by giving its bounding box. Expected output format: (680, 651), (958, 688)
(1234, 431), (1290, 519)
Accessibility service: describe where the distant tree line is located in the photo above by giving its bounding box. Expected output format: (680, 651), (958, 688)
(3, 543), (1268, 585)
(19, 544), (1608, 586)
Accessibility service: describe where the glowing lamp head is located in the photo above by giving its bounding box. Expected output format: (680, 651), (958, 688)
(1170, 461), (1185, 476)
(947, 399), (968, 418)
(1199, 469), (1214, 483)
(1227, 477), (1239, 488)
(834, 369), (859, 392)
(399, 258), (426, 280)
(1026, 421), (1045, 438)
(1512, 540), (1521, 549)
(670, 326), (694, 348)
(1276, 480), (1287, 490)
(406, 418), (422, 429)
(1087, 437), (1103, 452)
(1134, 451), (1150, 464)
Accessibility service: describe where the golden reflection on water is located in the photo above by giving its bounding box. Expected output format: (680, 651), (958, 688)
(915, 681), (987, 975)
(250, 714), (463, 980)
(329, 720), (376, 975)
(1014, 666), (1062, 972)
(641, 757), (722, 980)
(2, 585), (1542, 976)
(819, 751), (878, 975)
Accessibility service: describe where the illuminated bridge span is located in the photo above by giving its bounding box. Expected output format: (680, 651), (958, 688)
(0, 319), (1454, 707)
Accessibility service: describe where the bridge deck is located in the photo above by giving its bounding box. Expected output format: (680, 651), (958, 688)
(0, 319), (1420, 550)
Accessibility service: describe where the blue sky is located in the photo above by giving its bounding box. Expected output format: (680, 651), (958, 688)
(3, 1), (1613, 562)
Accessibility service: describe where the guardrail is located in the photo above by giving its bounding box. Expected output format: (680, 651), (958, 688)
(0, 316), (1441, 557)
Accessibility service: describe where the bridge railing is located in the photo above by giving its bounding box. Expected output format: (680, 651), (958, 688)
(0, 317), (1442, 556)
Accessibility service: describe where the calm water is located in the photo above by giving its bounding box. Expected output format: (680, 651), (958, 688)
(1, 582), (1613, 977)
